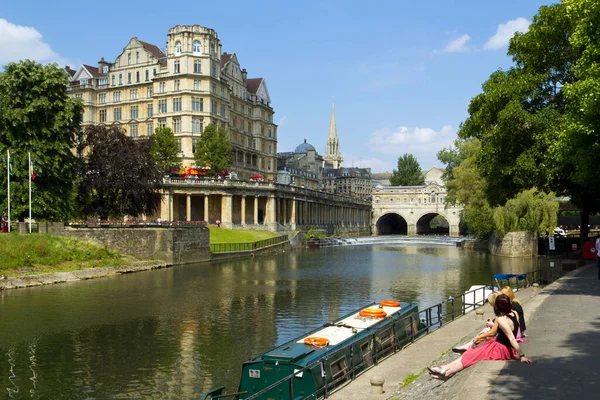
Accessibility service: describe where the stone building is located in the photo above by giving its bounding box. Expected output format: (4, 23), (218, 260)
(321, 167), (372, 199)
(66, 25), (277, 180)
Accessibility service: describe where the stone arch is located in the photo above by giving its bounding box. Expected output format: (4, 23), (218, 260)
(416, 212), (449, 235)
(375, 212), (408, 235)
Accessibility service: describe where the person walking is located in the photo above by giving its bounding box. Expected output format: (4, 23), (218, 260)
(596, 236), (600, 280)
(1, 212), (7, 233)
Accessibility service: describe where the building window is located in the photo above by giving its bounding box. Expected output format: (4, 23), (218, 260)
(221, 87), (225, 97)
(194, 60), (201, 73)
(147, 104), (153, 117)
(103, 66), (109, 74)
(147, 123), (153, 136)
(175, 41), (182, 54)
(158, 99), (167, 113)
(119, 74), (122, 85)
(159, 118), (167, 128)
(211, 64), (216, 77)
(112, 76), (115, 86)
(130, 105), (138, 119)
(127, 72), (131, 84)
(211, 100), (217, 114)
(145, 70), (149, 81)
(193, 80), (201, 90)
(147, 87), (153, 97)
(268, 127), (272, 137)
(193, 40), (202, 54)
(177, 138), (182, 152)
(159, 82), (165, 93)
(136, 51), (139, 64)
(99, 93), (107, 104)
(192, 97), (203, 111)
(130, 89), (138, 100)
(268, 159), (272, 170)
(173, 97), (182, 112)
(268, 143), (272, 154)
(173, 117), (181, 133)
(192, 118), (203, 133)
(99, 109), (107, 122)
(113, 92), (121, 102)
(136, 71), (140, 83)
(113, 108), (122, 121)
(130, 124), (138, 137)
(174, 60), (180, 74)
(192, 138), (198, 153)
(211, 83), (216, 93)
(220, 104), (225, 117)
(127, 53), (131, 64)
(174, 80), (180, 91)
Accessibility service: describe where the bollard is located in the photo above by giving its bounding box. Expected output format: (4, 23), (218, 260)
(475, 307), (485, 320)
(532, 282), (540, 291)
(370, 376), (385, 395)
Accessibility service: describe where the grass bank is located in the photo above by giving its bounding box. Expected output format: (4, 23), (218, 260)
(207, 226), (279, 243)
(0, 234), (132, 277)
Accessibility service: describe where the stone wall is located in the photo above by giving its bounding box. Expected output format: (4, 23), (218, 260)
(488, 231), (537, 257)
(59, 227), (210, 265)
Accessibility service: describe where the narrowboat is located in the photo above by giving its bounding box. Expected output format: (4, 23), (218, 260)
(201, 300), (421, 400)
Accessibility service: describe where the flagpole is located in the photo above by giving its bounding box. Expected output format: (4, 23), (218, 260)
(7, 150), (10, 233)
(29, 152), (32, 233)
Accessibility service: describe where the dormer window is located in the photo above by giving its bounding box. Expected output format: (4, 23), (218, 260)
(193, 40), (202, 55)
(102, 66), (109, 73)
(80, 78), (88, 85)
(175, 41), (182, 55)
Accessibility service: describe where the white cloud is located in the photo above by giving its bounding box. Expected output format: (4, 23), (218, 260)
(277, 116), (288, 127)
(484, 17), (530, 50)
(367, 125), (456, 170)
(0, 19), (69, 66)
(442, 34), (471, 53)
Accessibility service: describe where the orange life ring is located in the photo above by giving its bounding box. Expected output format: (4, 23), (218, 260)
(304, 336), (330, 347)
(359, 307), (387, 318)
(379, 300), (401, 307)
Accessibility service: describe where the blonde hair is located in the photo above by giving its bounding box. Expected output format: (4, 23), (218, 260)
(501, 286), (521, 304)
(487, 292), (499, 306)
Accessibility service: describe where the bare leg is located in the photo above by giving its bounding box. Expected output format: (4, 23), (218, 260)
(440, 357), (465, 377)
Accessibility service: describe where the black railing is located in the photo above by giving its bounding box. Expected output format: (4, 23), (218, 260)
(210, 235), (289, 253)
(211, 266), (570, 400)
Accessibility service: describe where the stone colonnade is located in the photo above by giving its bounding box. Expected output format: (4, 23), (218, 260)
(160, 190), (371, 231)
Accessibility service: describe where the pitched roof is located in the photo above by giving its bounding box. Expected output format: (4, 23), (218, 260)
(64, 66), (77, 78)
(139, 40), (165, 60)
(220, 52), (233, 67)
(246, 78), (263, 94)
(82, 64), (105, 77)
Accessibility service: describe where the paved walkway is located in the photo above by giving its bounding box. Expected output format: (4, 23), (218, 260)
(328, 263), (599, 400)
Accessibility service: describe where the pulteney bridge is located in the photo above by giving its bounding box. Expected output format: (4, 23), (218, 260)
(371, 173), (462, 236)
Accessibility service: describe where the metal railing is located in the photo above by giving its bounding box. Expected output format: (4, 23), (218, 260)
(204, 266), (570, 400)
(210, 234), (288, 253)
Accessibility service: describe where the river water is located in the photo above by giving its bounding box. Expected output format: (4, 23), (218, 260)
(0, 238), (538, 399)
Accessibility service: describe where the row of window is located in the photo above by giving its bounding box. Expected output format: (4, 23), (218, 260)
(374, 195), (443, 204)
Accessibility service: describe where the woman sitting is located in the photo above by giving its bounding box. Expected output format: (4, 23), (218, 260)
(428, 293), (532, 380)
(501, 286), (526, 337)
(452, 292), (499, 353)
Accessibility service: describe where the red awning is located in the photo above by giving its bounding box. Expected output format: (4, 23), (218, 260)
(250, 174), (263, 179)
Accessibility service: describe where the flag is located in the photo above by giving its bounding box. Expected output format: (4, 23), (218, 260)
(7, 150), (12, 176)
(30, 159), (35, 180)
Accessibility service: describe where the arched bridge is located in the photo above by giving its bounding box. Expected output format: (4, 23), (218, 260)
(371, 183), (462, 236)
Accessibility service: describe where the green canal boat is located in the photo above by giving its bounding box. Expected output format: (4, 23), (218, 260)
(201, 300), (421, 400)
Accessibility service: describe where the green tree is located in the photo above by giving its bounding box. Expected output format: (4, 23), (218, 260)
(150, 127), (179, 175)
(0, 60), (83, 221)
(493, 188), (559, 237)
(77, 126), (162, 220)
(557, 0), (600, 239)
(194, 123), (233, 175)
(389, 154), (424, 186)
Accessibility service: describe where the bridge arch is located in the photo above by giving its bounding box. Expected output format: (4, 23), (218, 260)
(375, 212), (409, 235)
(416, 212), (450, 235)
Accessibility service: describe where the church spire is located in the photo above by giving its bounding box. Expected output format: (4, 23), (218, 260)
(329, 103), (338, 138)
(324, 103), (343, 169)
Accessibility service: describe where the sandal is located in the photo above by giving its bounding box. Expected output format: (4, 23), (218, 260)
(428, 366), (449, 380)
(452, 347), (467, 354)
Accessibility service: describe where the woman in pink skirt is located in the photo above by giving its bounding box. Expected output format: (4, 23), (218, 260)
(428, 293), (533, 380)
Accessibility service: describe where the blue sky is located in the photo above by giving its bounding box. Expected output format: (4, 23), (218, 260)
(1, 0), (553, 173)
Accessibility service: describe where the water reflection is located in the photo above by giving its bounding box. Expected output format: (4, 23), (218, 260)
(0, 244), (538, 398)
